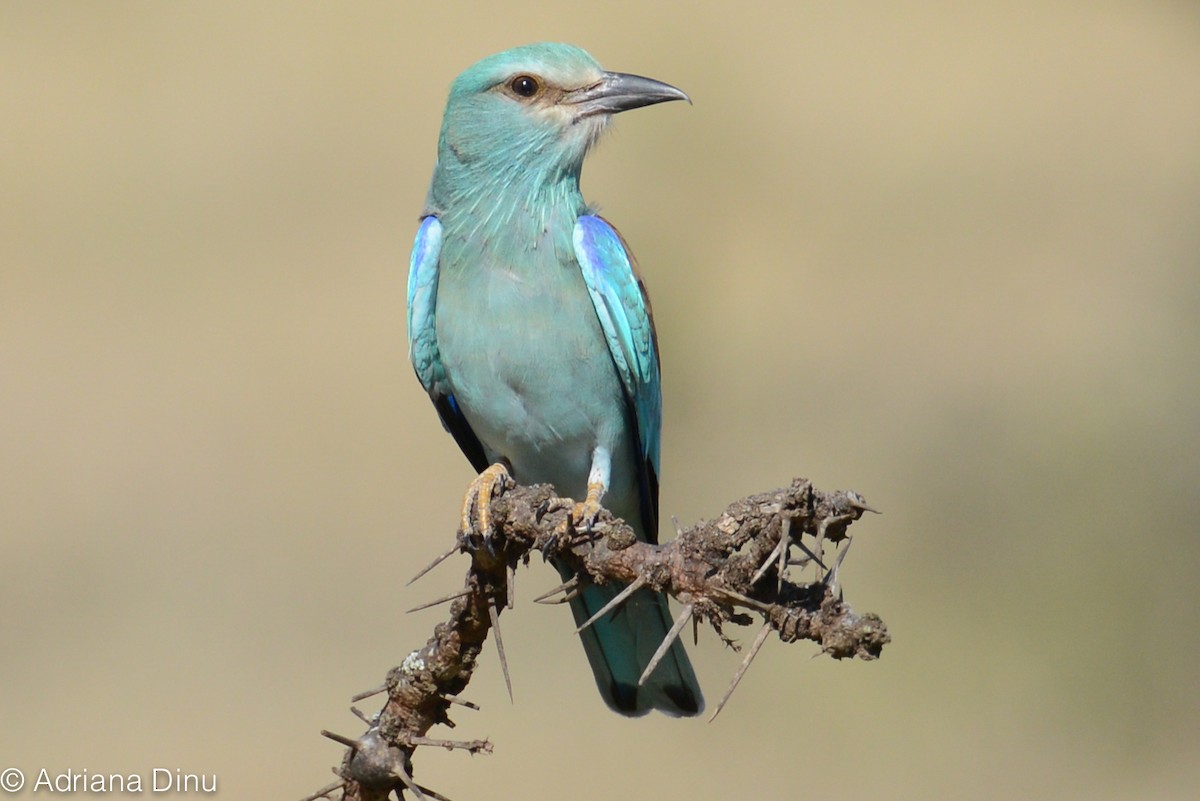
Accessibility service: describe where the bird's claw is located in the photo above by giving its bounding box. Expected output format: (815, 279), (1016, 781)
(555, 481), (606, 541)
(460, 463), (514, 553)
(573, 497), (604, 531)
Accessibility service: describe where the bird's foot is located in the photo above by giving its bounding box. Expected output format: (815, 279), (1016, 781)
(460, 463), (514, 552)
(555, 481), (607, 541)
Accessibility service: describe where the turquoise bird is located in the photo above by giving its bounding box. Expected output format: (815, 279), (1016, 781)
(407, 43), (701, 716)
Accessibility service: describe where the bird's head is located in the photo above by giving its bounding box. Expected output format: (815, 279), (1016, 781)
(432, 43), (688, 198)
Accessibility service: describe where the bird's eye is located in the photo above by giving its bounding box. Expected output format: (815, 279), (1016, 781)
(509, 74), (540, 98)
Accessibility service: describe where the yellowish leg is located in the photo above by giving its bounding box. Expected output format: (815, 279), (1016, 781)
(558, 446), (612, 536)
(554, 480), (608, 539)
(575, 480), (606, 528)
(460, 463), (513, 540)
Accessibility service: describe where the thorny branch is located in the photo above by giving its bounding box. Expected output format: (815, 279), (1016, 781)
(304, 477), (889, 801)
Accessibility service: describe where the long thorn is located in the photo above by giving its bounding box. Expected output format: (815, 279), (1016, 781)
(534, 587), (581, 605)
(574, 575), (648, 634)
(813, 513), (852, 573)
(791, 535), (827, 572)
(414, 784), (455, 801)
(822, 536), (853, 594)
(488, 600), (513, 703)
(846, 491), (880, 514)
(531, 576), (579, 603)
(393, 762), (428, 801)
(776, 517), (791, 594)
(507, 568), (515, 610)
(444, 694), (479, 710)
(407, 735), (491, 754)
(320, 730), (359, 749)
(350, 683), (386, 703)
(751, 518), (791, 586)
(298, 779), (345, 801)
(709, 621), (772, 722)
(638, 603), (693, 687)
(717, 587), (772, 612)
(406, 543), (460, 587)
(406, 588), (471, 614)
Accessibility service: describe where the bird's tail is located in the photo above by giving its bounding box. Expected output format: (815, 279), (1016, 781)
(562, 568), (704, 717)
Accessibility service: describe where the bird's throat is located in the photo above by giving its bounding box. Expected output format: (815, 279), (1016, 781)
(431, 166), (587, 257)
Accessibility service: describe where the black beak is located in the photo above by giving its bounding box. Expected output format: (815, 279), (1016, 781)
(567, 71), (690, 118)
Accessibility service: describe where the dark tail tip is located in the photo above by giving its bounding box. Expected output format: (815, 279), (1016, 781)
(662, 683), (702, 716)
(609, 679), (643, 715)
(609, 679), (703, 717)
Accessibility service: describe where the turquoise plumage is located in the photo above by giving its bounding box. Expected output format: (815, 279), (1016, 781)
(407, 43), (701, 716)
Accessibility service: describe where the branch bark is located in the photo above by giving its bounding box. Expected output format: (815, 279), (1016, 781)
(307, 477), (889, 801)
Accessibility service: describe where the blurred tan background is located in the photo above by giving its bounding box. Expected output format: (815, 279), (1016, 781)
(3, 2), (1198, 799)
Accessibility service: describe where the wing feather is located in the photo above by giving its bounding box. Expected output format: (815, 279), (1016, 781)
(573, 215), (662, 539)
(407, 216), (489, 472)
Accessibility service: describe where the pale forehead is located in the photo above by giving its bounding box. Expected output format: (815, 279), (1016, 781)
(452, 43), (604, 95)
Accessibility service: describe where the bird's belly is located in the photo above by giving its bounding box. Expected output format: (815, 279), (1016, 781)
(436, 272), (627, 497)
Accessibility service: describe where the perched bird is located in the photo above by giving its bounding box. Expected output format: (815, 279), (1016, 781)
(407, 43), (701, 716)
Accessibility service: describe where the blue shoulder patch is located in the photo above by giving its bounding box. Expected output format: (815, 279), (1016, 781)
(407, 215), (444, 393)
(572, 214), (662, 483)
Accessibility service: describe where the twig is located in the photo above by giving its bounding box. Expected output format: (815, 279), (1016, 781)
(709, 620), (773, 722)
(531, 576), (579, 604)
(350, 684), (387, 703)
(638, 602), (693, 687)
(406, 588), (472, 614)
(406, 543), (461, 587)
(308, 477), (888, 801)
(488, 599), (513, 703)
(298, 778), (345, 801)
(574, 574), (648, 634)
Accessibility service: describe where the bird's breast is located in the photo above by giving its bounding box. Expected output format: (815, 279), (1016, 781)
(435, 246), (627, 489)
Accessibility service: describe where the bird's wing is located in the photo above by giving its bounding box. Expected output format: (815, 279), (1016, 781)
(407, 215), (489, 472)
(573, 214), (662, 540)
